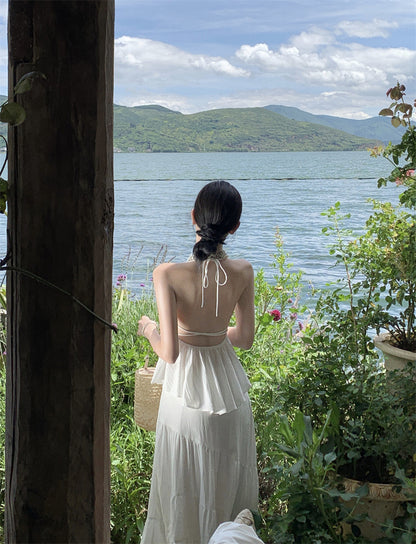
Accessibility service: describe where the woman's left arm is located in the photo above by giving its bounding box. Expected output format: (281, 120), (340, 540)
(227, 262), (255, 350)
(138, 264), (179, 364)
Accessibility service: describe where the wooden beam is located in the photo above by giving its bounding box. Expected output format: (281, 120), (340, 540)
(6, 1), (114, 541)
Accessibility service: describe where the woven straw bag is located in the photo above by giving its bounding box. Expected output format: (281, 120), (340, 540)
(134, 356), (162, 431)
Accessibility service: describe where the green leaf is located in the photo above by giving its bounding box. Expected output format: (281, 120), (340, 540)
(379, 108), (393, 117)
(324, 451), (337, 465)
(0, 177), (8, 192)
(293, 411), (306, 446)
(290, 459), (303, 475)
(0, 101), (26, 126)
(347, 450), (361, 460)
(355, 483), (369, 498)
(402, 533), (413, 544)
(0, 198), (6, 214)
(396, 103), (412, 114)
(391, 116), (401, 128)
(276, 443), (300, 459)
(303, 414), (313, 445)
(14, 70), (46, 95)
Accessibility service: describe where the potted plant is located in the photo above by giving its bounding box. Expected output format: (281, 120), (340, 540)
(263, 195), (416, 541)
(369, 83), (416, 369)
(276, 296), (416, 541)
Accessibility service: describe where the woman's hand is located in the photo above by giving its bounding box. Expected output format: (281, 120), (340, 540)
(138, 316), (157, 338)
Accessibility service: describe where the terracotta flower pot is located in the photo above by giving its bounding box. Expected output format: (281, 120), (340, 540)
(340, 476), (410, 541)
(374, 333), (416, 372)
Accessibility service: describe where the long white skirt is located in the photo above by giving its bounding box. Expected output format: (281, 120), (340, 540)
(141, 339), (258, 544)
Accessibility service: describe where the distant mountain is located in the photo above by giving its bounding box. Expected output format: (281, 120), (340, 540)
(264, 105), (406, 144)
(113, 104), (380, 153)
(1, 97), (396, 152)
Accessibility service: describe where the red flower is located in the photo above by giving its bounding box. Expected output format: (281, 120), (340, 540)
(269, 309), (281, 321)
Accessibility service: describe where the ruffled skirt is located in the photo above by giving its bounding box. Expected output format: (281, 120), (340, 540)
(141, 339), (258, 544)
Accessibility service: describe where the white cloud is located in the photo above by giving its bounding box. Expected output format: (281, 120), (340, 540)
(336, 19), (399, 39)
(290, 26), (336, 52)
(117, 92), (196, 114)
(115, 36), (250, 85)
(235, 29), (416, 93)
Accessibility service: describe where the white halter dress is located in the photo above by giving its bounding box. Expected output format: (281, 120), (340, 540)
(140, 257), (258, 544)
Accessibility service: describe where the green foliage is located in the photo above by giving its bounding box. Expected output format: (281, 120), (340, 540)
(113, 105), (380, 153)
(254, 205), (416, 542)
(321, 196), (416, 350)
(110, 279), (158, 543)
(371, 83), (416, 208)
(320, 201), (383, 357)
(239, 230), (309, 461)
(260, 410), (364, 544)
(0, 71), (46, 216)
(0, 178), (7, 215)
(359, 201), (416, 350)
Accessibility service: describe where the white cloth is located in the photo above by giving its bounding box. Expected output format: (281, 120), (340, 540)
(208, 522), (264, 544)
(141, 338), (258, 544)
(152, 338), (252, 415)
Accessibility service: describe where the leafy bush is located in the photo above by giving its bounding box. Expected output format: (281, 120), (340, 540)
(110, 279), (158, 543)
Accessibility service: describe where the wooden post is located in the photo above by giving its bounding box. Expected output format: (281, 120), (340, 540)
(6, 1), (114, 541)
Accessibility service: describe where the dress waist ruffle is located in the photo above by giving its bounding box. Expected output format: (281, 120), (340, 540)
(152, 337), (251, 415)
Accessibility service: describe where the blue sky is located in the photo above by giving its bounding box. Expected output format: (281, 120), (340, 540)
(1, 0), (415, 118)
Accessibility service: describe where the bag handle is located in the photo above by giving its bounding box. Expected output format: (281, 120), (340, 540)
(143, 354), (152, 373)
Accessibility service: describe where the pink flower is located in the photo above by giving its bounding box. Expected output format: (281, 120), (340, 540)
(116, 274), (127, 286)
(269, 309), (281, 322)
(395, 169), (414, 186)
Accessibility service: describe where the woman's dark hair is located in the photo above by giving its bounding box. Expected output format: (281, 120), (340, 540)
(192, 180), (242, 261)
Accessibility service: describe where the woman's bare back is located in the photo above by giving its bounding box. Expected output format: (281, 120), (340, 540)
(162, 257), (254, 347)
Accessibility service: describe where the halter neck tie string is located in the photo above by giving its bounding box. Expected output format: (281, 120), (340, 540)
(201, 258), (228, 317)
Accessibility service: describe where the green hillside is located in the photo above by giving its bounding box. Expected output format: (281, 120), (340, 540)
(113, 105), (380, 152)
(1, 97), (383, 153)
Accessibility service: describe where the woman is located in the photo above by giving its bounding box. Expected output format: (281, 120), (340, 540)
(138, 181), (258, 544)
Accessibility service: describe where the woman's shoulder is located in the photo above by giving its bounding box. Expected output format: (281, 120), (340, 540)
(153, 261), (194, 280)
(226, 258), (253, 274)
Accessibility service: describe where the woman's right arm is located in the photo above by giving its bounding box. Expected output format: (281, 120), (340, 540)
(138, 264), (179, 364)
(227, 263), (255, 350)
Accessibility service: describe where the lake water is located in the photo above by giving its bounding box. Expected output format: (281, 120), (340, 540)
(0, 150), (399, 298)
(113, 151), (398, 294)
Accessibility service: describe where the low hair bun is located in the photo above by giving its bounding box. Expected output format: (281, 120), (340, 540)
(193, 239), (218, 261)
(197, 223), (225, 244)
(192, 180), (242, 262)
